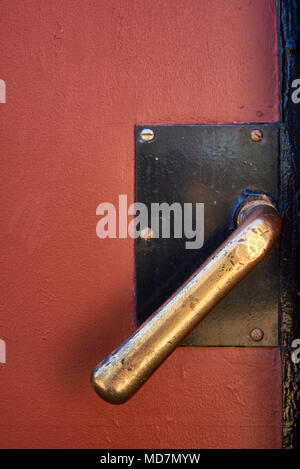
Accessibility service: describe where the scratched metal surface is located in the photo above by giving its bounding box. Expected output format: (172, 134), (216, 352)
(135, 123), (279, 346)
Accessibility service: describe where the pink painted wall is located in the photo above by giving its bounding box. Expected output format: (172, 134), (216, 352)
(0, 0), (281, 448)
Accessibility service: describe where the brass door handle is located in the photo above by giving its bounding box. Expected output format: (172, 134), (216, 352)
(91, 194), (282, 404)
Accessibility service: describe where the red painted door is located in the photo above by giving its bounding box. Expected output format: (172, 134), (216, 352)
(0, 0), (281, 448)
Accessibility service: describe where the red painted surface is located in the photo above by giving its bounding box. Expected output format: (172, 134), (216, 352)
(0, 0), (281, 448)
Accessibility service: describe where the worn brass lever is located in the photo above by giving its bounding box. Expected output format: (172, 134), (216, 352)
(91, 194), (282, 404)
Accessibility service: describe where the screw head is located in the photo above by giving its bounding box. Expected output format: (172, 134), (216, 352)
(140, 227), (154, 241)
(251, 129), (263, 142)
(140, 128), (154, 142)
(250, 328), (264, 342)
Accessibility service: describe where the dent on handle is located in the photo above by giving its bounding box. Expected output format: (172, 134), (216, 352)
(91, 194), (282, 404)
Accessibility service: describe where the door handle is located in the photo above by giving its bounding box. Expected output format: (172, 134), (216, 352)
(91, 194), (282, 404)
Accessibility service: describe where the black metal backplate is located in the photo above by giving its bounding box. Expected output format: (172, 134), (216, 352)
(135, 124), (279, 346)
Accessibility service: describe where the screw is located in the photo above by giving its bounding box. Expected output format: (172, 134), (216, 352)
(251, 129), (263, 142)
(140, 227), (154, 241)
(250, 328), (264, 342)
(140, 128), (154, 142)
